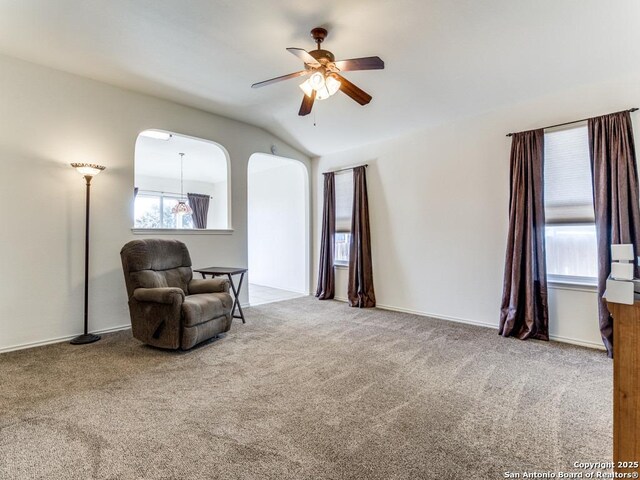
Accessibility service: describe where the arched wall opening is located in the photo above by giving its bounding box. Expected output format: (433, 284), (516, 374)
(247, 153), (309, 304)
(134, 129), (231, 230)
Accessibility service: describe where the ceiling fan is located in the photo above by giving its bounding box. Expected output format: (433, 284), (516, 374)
(251, 27), (384, 116)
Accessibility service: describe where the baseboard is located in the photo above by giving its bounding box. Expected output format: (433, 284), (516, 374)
(3, 303), (605, 354)
(246, 294), (309, 308)
(375, 302), (496, 329)
(336, 298), (605, 351)
(546, 334), (606, 350)
(249, 283), (309, 295)
(0, 324), (131, 354)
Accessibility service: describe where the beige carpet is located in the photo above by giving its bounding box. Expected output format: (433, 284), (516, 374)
(0, 297), (612, 479)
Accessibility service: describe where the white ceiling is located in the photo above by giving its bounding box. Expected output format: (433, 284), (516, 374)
(1, 0), (639, 156)
(136, 131), (227, 182)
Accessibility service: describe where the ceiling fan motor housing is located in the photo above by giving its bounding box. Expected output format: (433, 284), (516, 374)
(309, 49), (335, 65)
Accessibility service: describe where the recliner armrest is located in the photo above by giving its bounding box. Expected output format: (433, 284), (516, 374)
(189, 278), (230, 294)
(133, 287), (185, 304)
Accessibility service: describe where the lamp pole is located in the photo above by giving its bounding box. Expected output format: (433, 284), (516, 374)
(70, 163), (105, 345)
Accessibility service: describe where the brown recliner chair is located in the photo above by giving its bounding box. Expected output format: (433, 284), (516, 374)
(120, 239), (233, 350)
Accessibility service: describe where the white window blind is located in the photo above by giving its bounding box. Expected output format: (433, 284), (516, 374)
(335, 171), (353, 233)
(543, 124), (595, 224)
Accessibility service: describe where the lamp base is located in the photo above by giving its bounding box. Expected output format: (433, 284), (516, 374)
(70, 333), (101, 345)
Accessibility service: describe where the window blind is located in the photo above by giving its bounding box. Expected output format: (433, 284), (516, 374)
(543, 124), (595, 224)
(335, 170), (353, 233)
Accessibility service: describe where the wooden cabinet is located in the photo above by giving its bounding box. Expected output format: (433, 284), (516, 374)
(608, 300), (640, 474)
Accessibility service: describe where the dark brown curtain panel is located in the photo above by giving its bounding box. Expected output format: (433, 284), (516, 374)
(499, 129), (549, 340)
(316, 172), (335, 300)
(588, 111), (640, 357)
(348, 166), (376, 308)
(187, 193), (210, 229)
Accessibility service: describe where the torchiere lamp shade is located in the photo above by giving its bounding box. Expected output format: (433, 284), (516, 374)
(71, 163), (105, 178)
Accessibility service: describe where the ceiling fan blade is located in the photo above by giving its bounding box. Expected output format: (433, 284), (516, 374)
(286, 47), (321, 67)
(299, 91), (316, 116)
(251, 70), (309, 88)
(333, 56), (385, 71)
(332, 73), (372, 105)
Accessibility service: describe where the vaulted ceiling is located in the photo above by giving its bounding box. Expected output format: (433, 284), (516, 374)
(1, 0), (639, 156)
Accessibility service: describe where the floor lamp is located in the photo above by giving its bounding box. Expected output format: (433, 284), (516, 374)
(70, 162), (106, 345)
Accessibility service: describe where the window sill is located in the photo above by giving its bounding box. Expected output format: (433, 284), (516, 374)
(548, 277), (597, 293)
(334, 263), (349, 269)
(131, 228), (233, 235)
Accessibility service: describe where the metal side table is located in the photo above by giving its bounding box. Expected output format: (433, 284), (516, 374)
(193, 266), (247, 324)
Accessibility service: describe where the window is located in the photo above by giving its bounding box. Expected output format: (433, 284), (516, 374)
(134, 191), (193, 229)
(544, 124), (597, 284)
(335, 233), (351, 265)
(545, 225), (598, 281)
(134, 130), (230, 230)
(334, 171), (353, 266)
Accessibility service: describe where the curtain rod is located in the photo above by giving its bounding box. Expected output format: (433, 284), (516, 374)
(325, 163), (369, 174)
(506, 107), (638, 137)
(137, 189), (212, 198)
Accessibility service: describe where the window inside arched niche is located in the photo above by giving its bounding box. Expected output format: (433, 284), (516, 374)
(134, 130), (230, 230)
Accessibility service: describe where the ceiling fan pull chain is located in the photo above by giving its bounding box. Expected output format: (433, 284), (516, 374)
(313, 110), (317, 127)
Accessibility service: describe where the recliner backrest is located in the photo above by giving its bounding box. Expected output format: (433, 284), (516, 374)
(120, 239), (193, 298)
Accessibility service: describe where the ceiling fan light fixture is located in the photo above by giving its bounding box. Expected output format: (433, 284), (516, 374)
(326, 75), (341, 96)
(301, 74), (341, 101)
(315, 86), (331, 101)
(299, 79), (314, 98)
(309, 71), (325, 90)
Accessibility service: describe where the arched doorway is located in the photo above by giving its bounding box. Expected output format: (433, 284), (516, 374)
(247, 153), (309, 305)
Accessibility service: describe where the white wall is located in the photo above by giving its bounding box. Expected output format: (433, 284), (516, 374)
(0, 54), (310, 352)
(248, 154), (308, 294)
(313, 74), (640, 350)
(209, 180), (228, 229)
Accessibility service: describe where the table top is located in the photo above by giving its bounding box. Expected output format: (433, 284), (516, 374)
(193, 266), (248, 275)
